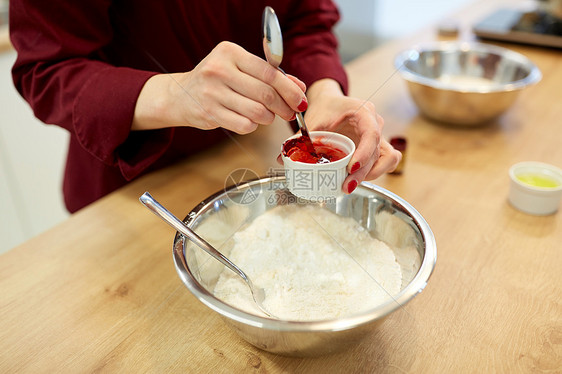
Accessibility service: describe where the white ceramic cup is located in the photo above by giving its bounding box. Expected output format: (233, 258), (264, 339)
(508, 161), (562, 215)
(281, 131), (355, 201)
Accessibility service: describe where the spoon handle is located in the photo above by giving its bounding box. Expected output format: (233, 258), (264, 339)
(294, 112), (316, 154)
(139, 192), (250, 283)
(276, 67), (316, 155)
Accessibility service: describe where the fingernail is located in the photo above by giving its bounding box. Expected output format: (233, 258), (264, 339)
(350, 162), (361, 174)
(297, 99), (308, 112)
(347, 179), (358, 194)
(289, 113), (296, 121)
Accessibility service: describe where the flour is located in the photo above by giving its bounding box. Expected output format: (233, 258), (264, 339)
(213, 204), (408, 321)
(437, 74), (500, 89)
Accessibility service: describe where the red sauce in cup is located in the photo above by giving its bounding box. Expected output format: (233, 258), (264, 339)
(283, 137), (347, 164)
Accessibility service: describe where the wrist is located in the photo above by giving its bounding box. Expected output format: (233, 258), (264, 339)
(306, 78), (344, 104)
(132, 73), (180, 131)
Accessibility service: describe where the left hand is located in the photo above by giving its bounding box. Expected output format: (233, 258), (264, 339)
(304, 79), (402, 194)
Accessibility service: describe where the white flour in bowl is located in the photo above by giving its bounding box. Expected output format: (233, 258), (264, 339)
(213, 204), (409, 321)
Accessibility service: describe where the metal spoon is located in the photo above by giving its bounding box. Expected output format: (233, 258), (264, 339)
(139, 192), (275, 318)
(262, 6), (317, 156)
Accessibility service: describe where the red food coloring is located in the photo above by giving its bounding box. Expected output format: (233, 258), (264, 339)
(283, 137), (347, 164)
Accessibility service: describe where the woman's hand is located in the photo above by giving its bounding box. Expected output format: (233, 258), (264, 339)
(132, 41), (307, 134)
(304, 79), (402, 193)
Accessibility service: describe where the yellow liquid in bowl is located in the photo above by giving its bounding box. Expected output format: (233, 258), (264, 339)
(516, 173), (561, 188)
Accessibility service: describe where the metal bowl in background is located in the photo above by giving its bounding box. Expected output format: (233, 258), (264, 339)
(172, 177), (436, 357)
(394, 41), (542, 126)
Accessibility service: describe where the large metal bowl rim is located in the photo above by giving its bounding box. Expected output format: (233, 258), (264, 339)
(173, 177), (436, 332)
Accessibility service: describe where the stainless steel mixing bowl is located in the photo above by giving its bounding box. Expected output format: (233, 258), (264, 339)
(394, 41), (541, 126)
(172, 177), (436, 356)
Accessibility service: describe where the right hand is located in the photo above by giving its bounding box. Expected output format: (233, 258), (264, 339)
(132, 41), (307, 134)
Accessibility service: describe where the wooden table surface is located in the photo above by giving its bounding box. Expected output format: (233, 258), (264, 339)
(1, 0), (561, 372)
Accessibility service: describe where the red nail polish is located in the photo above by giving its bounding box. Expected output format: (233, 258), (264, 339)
(347, 180), (358, 194)
(289, 113), (296, 121)
(350, 162), (361, 174)
(297, 99), (308, 112)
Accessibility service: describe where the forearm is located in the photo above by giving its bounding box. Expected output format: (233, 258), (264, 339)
(11, 0), (163, 171)
(282, 0), (349, 95)
(13, 57), (158, 161)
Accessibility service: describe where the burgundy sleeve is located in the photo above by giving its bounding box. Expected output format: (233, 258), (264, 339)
(282, 0), (349, 95)
(10, 0), (169, 181)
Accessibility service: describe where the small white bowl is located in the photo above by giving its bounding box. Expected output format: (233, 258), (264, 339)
(281, 131), (355, 201)
(508, 162), (562, 215)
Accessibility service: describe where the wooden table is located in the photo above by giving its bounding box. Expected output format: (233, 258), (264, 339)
(1, 0), (561, 372)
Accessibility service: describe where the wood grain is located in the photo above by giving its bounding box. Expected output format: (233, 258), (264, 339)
(1, 0), (561, 372)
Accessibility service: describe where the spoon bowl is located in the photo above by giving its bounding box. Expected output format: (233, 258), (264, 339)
(139, 192), (275, 318)
(262, 6), (283, 68)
